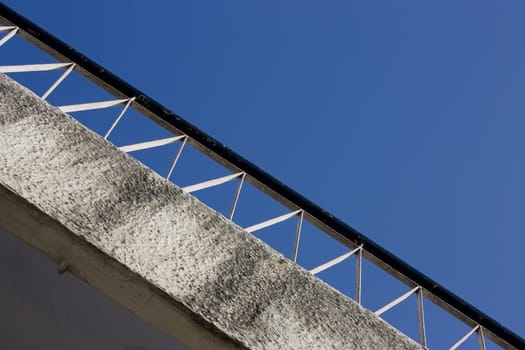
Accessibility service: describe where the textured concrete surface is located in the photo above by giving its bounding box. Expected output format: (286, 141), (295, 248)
(0, 72), (423, 350)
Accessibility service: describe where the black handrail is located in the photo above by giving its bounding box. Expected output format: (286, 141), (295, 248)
(0, 3), (523, 349)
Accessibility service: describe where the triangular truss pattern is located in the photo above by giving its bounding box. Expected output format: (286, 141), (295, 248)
(0, 5), (522, 349)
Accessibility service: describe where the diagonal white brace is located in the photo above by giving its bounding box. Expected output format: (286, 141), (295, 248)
(0, 26), (17, 31)
(244, 210), (302, 234)
(0, 27), (17, 47)
(119, 135), (186, 153)
(104, 97), (135, 139)
(58, 98), (129, 113)
(291, 211), (304, 263)
(310, 245), (363, 275)
(0, 62), (70, 73)
(183, 172), (244, 194)
(41, 63), (75, 100)
(228, 173), (246, 221)
(375, 286), (420, 316)
(449, 325), (480, 350)
(166, 136), (188, 181)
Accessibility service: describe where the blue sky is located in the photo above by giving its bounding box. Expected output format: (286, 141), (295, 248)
(2, 1), (524, 347)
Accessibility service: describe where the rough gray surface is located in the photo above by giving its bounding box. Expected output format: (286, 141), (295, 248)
(0, 73), (423, 350)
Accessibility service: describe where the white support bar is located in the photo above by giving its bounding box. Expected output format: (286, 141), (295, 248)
(355, 248), (362, 304)
(449, 325), (480, 350)
(0, 62), (71, 73)
(244, 210), (302, 234)
(166, 136), (188, 181)
(291, 211), (304, 263)
(0, 27), (17, 47)
(228, 173), (246, 221)
(119, 135), (186, 153)
(416, 288), (427, 347)
(58, 98), (128, 113)
(310, 245), (363, 275)
(104, 97), (135, 139)
(477, 327), (486, 350)
(375, 286), (420, 316)
(41, 63), (75, 100)
(0, 26), (17, 31)
(183, 172), (244, 194)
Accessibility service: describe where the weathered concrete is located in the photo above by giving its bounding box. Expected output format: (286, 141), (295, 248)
(0, 72), (423, 350)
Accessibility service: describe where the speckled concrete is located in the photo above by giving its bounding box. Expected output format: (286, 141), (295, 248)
(0, 73), (423, 350)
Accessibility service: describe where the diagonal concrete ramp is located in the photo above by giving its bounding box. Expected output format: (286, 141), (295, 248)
(0, 72), (423, 350)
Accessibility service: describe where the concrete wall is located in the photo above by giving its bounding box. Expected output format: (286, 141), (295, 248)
(0, 227), (188, 350)
(0, 72), (423, 350)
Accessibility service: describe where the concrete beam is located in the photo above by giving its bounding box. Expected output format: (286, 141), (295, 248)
(0, 226), (188, 349)
(0, 72), (423, 350)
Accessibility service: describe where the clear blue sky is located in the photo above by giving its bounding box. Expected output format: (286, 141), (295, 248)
(2, 0), (524, 347)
